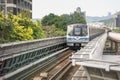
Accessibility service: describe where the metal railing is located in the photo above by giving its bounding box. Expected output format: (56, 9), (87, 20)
(0, 36), (66, 59)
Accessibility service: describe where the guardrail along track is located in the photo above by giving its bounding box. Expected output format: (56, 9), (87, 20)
(0, 36), (66, 59)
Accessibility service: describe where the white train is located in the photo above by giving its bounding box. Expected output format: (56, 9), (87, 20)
(66, 23), (105, 47)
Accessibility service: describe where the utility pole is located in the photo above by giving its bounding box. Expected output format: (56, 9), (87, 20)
(4, 0), (7, 18)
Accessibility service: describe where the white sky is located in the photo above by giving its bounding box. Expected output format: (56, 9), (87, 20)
(32, 0), (120, 19)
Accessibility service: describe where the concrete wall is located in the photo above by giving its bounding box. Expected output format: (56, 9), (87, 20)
(116, 15), (120, 27)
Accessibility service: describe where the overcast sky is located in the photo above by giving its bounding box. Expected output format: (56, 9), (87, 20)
(32, 0), (120, 19)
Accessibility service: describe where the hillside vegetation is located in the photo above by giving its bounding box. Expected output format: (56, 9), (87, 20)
(41, 12), (86, 31)
(42, 26), (66, 37)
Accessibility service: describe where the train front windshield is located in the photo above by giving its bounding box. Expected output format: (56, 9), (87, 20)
(74, 27), (81, 36)
(68, 25), (88, 36)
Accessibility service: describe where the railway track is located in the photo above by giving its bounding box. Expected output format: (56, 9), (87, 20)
(12, 47), (84, 80)
(9, 48), (68, 80)
(31, 49), (75, 80)
(49, 61), (71, 80)
(61, 65), (80, 80)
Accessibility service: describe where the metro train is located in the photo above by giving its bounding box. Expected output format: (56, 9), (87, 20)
(66, 23), (105, 47)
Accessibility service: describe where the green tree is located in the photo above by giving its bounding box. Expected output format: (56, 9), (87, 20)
(18, 10), (31, 19)
(55, 14), (71, 31)
(32, 21), (44, 39)
(0, 11), (44, 43)
(10, 13), (44, 41)
(0, 12), (14, 43)
(113, 28), (120, 33)
(42, 26), (66, 37)
(41, 13), (59, 26)
(71, 12), (86, 24)
(11, 26), (33, 41)
(0, 20), (14, 42)
(41, 12), (86, 31)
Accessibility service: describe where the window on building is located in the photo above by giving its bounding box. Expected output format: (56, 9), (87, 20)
(7, 0), (13, 3)
(30, 4), (32, 10)
(7, 7), (13, 13)
(0, 5), (4, 11)
(13, 0), (17, 4)
(13, 8), (17, 15)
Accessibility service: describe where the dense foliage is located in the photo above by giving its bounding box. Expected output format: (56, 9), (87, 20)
(0, 11), (44, 43)
(42, 26), (66, 37)
(41, 12), (86, 31)
(113, 28), (120, 33)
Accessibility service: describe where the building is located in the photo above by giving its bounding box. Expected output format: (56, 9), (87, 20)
(76, 7), (86, 19)
(0, 0), (32, 18)
(115, 12), (120, 27)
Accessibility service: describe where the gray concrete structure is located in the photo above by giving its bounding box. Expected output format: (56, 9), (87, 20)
(115, 12), (120, 27)
(76, 7), (86, 19)
(0, 0), (32, 18)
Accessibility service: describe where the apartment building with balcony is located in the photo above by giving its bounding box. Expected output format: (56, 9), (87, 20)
(0, 0), (32, 18)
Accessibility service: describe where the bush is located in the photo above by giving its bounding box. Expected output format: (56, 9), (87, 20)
(0, 11), (44, 43)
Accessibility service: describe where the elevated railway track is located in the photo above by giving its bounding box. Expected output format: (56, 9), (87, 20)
(0, 29), (113, 80)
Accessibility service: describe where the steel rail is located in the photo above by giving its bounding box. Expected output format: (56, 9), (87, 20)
(31, 50), (74, 80)
(49, 61), (71, 80)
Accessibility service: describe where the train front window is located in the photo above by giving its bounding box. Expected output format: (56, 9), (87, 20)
(67, 24), (88, 36)
(74, 27), (81, 36)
